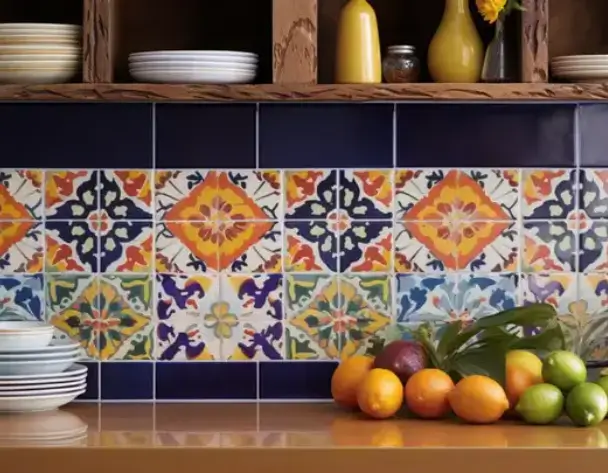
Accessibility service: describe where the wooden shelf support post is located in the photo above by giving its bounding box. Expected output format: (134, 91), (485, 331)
(520, 0), (549, 83)
(272, 0), (318, 84)
(83, 0), (114, 83)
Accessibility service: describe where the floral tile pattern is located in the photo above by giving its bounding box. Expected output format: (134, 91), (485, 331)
(460, 169), (519, 219)
(45, 221), (98, 272)
(100, 170), (152, 219)
(522, 169), (576, 219)
(580, 170), (608, 219)
(0, 222), (43, 273)
(0, 275), (44, 321)
(394, 222), (456, 273)
(155, 170), (212, 220)
(285, 170), (337, 219)
(339, 221), (392, 272)
(522, 273), (577, 314)
(395, 169), (457, 219)
(219, 274), (283, 360)
(155, 274), (220, 360)
(579, 220), (608, 272)
(45, 170), (99, 220)
(218, 221), (281, 273)
(456, 221), (518, 272)
(285, 221), (338, 272)
(578, 274), (608, 313)
(0, 170), (42, 220)
(338, 170), (392, 219)
(523, 221), (576, 272)
(100, 221), (153, 272)
(219, 171), (281, 220)
(156, 222), (218, 273)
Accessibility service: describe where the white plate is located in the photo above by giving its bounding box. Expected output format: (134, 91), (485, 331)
(0, 434), (88, 446)
(0, 30), (79, 37)
(0, 321), (52, 333)
(0, 364), (86, 383)
(129, 60), (255, 70)
(130, 50), (257, 59)
(0, 54), (79, 61)
(0, 68), (78, 84)
(0, 348), (81, 361)
(129, 54), (257, 65)
(556, 70), (608, 79)
(0, 384), (85, 397)
(0, 389), (84, 412)
(552, 59), (608, 65)
(552, 55), (608, 61)
(0, 376), (86, 390)
(0, 357), (79, 376)
(0, 339), (79, 354)
(0, 23), (80, 31)
(553, 65), (608, 73)
(131, 69), (256, 84)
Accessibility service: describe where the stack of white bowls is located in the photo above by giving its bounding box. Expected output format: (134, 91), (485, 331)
(552, 55), (608, 83)
(0, 321), (86, 412)
(129, 50), (258, 84)
(0, 23), (81, 84)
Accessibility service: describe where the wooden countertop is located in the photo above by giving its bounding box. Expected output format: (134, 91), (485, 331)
(1, 403), (608, 473)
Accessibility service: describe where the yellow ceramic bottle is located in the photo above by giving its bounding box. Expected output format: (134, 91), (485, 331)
(428, 0), (483, 83)
(335, 0), (382, 84)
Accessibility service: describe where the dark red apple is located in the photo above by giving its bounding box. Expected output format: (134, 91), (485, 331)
(373, 340), (428, 384)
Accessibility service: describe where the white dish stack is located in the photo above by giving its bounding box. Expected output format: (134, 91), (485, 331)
(129, 50), (258, 84)
(0, 321), (86, 412)
(552, 55), (608, 83)
(0, 23), (81, 84)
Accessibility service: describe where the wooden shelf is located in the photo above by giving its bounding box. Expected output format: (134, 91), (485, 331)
(2, 82), (608, 102)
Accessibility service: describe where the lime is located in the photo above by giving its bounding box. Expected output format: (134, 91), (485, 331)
(597, 376), (608, 396)
(515, 383), (564, 425)
(542, 351), (587, 391)
(566, 382), (608, 427)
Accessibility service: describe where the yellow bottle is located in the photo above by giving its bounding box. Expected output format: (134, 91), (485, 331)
(335, 0), (381, 84)
(428, 0), (483, 83)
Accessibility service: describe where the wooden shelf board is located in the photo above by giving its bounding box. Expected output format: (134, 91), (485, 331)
(1, 82), (607, 102)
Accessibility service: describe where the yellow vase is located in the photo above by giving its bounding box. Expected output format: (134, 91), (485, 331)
(428, 0), (483, 83)
(335, 0), (381, 84)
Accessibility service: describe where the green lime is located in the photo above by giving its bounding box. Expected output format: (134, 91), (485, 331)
(566, 382), (608, 427)
(542, 351), (587, 391)
(597, 376), (608, 396)
(515, 383), (564, 425)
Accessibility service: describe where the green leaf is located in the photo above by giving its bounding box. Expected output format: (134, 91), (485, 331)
(450, 342), (509, 386)
(582, 316), (608, 348)
(412, 323), (443, 369)
(436, 321), (463, 359)
(510, 322), (566, 354)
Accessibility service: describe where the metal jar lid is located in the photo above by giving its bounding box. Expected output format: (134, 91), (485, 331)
(387, 45), (416, 54)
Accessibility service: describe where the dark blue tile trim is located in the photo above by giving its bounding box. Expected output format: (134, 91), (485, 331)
(259, 361), (337, 400)
(580, 105), (608, 167)
(101, 362), (153, 400)
(77, 362), (99, 401)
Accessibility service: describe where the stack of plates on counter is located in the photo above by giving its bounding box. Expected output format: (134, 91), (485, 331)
(129, 50), (258, 84)
(0, 23), (81, 84)
(0, 409), (88, 446)
(0, 321), (86, 412)
(551, 55), (608, 82)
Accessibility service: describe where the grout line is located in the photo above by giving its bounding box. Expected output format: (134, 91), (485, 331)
(151, 102), (157, 402)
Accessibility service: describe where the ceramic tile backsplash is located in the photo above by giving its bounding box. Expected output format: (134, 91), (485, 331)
(0, 102), (606, 401)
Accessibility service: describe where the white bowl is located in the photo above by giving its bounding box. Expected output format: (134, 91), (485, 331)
(0, 321), (52, 333)
(0, 384), (86, 397)
(130, 68), (256, 84)
(0, 376), (86, 391)
(0, 67), (78, 84)
(129, 60), (255, 71)
(0, 389), (85, 412)
(0, 323), (53, 351)
(0, 357), (78, 376)
(0, 339), (79, 354)
(0, 364), (86, 383)
(0, 348), (81, 361)
(0, 53), (79, 61)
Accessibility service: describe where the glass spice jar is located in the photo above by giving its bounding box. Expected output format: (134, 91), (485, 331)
(382, 45), (420, 83)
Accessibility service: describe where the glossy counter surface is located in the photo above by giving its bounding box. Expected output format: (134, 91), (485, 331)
(2, 403), (608, 473)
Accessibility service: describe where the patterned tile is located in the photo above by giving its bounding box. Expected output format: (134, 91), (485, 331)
(395, 169), (457, 219)
(456, 221), (518, 272)
(285, 274), (390, 360)
(522, 169), (576, 219)
(523, 221), (576, 272)
(46, 274), (98, 358)
(101, 221), (153, 273)
(0, 275), (44, 321)
(578, 274), (608, 314)
(45, 170), (99, 220)
(100, 170), (152, 219)
(460, 169), (519, 219)
(338, 170), (392, 219)
(394, 222), (457, 272)
(0, 170), (42, 220)
(396, 274), (518, 323)
(579, 220), (608, 272)
(218, 221), (281, 273)
(155, 274), (220, 360)
(285, 170), (337, 219)
(45, 221), (98, 273)
(284, 221), (338, 272)
(219, 274), (283, 360)
(0, 222), (43, 273)
(522, 273), (577, 314)
(218, 171), (281, 220)
(572, 276), (608, 361)
(580, 169), (608, 218)
(155, 222), (218, 273)
(339, 221), (392, 272)
(155, 170), (213, 220)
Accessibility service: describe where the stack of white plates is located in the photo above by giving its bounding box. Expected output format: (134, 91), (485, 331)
(552, 55), (608, 83)
(0, 322), (85, 412)
(129, 50), (258, 84)
(0, 23), (81, 84)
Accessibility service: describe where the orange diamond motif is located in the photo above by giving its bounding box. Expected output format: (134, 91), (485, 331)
(404, 170), (509, 269)
(0, 184), (32, 221)
(0, 222), (33, 257)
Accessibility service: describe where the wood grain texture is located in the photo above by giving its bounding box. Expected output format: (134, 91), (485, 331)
(273, 0), (317, 84)
(83, 0), (113, 83)
(0, 83), (608, 102)
(520, 0), (548, 82)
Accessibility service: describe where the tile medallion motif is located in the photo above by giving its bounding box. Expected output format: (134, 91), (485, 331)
(521, 273), (576, 314)
(0, 221), (43, 273)
(523, 221), (576, 272)
(456, 221), (518, 272)
(580, 169), (608, 219)
(286, 274), (391, 360)
(395, 169), (456, 219)
(101, 221), (153, 272)
(579, 220), (608, 272)
(285, 170), (337, 219)
(460, 169), (519, 219)
(45, 170), (99, 220)
(156, 221), (218, 273)
(0, 170), (42, 220)
(338, 170), (392, 219)
(45, 221), (98, 272)
(284, 221), (338, 272)
(0, 275), (44, 321)
(394, 222), (456, 272)
(218, 221), (281, 273)
(522, 169), (576, 219)
(100, 170), (152, 219)
(339, 221), (392, 272)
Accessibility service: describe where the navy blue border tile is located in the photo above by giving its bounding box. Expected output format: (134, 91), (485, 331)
(101, 362), (153, 400)
(156, 362), (257, 400)
(580, 105), (608, 167)
(0, 103), (153, 168)
(77, 361), (99, 400)
(259, 104), (393, 168)
(259, 361), (337, 399)
(156, 104), (256, 169)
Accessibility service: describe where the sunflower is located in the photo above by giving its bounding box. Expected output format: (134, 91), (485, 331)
(476, 0), (508, 23)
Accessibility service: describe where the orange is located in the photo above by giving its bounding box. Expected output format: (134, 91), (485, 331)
(357, 368), (404, 419)
(448, 375), (509, 424)
(331, 355), (374, 408)
(404, 368), (455, 419)
(505, 350), (543, 409)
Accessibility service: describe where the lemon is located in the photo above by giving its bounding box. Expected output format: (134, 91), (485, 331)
(515, 383), (564, 425)
(542, 350), (587, 391)
(566, 382), (608, 427)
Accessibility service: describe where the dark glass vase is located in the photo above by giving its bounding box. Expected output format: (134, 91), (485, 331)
(481, 16), (517, 82)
